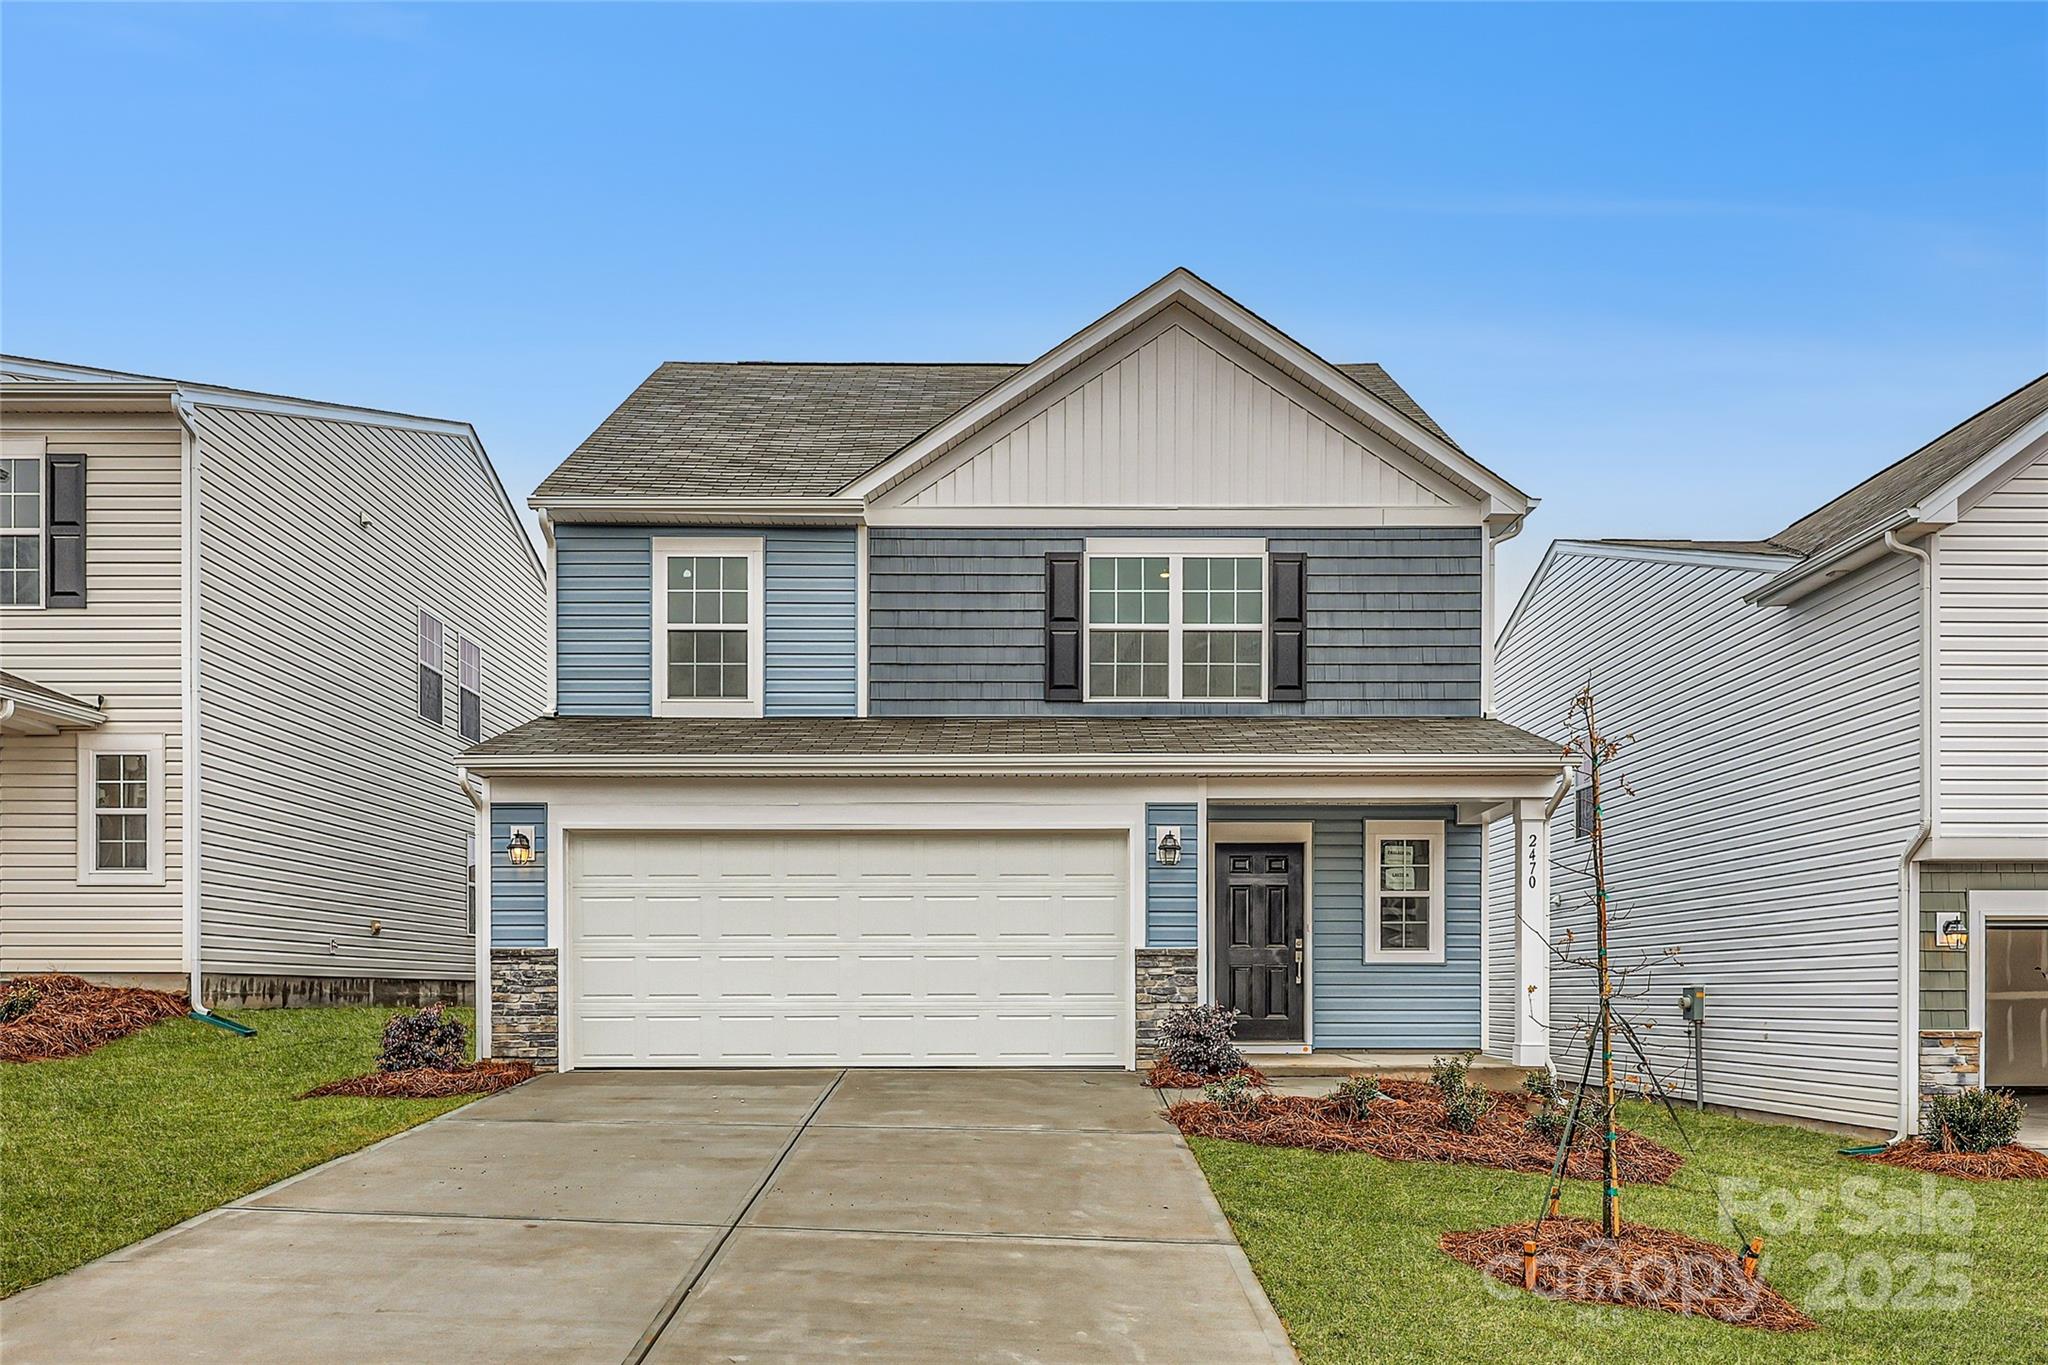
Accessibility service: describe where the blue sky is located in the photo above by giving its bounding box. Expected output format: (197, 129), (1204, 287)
(4, 2), (2043, 603)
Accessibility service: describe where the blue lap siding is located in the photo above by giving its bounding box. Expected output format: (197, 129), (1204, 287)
(1145, 802), (1200, 947)
(1209, 804), (1481, 1049)
(554, 524), (858, 716)
(489, 802), (549, 947)
(866, 526), (1481, 716)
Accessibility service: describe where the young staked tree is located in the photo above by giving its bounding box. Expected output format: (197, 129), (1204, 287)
(1534, 684), (1683, 1242)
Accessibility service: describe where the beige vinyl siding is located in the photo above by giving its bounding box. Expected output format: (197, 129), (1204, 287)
(1492, 546), (1921, 1132)
(0, 411), (186, 974)
(1933, 447), (2048, 841)
(194, 404), (547, 980)
(890, 306), (1458, 512)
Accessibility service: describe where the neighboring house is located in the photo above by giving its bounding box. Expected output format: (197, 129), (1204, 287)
(0, 357), (549, 1007)
(1488, 374), (2048, 1138)
(461, 268), (1567, 1071)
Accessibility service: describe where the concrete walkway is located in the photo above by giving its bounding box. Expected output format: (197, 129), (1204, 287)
(1, 1069), (1294, 1363)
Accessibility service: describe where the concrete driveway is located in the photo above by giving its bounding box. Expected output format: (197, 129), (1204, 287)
(1, 1069), (1293, 1363)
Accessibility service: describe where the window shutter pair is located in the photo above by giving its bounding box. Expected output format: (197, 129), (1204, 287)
(1040, 551), (1309, 702)
(47, 454), (86, 608)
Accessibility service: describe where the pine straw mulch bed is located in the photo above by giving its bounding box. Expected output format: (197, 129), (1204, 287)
(1853, 1139), (2048, 1181)
(301, 1060), (537, 1099)
(1141, 1058), (1269, 1089)
(1165, 1079), (1684, 1183)
(0, 974), (191, 1063)
(1441, 1217), (1816, 1332)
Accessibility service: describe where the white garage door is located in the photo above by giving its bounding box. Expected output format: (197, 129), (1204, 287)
(567, 830), (1127, 1067)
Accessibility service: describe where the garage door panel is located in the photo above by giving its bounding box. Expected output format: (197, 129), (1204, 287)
(568, 831), (1128, 1067)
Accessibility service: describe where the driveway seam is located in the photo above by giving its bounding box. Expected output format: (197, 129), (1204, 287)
(623, 1067), (847, 1365)
(738, 1221), (1230, 1247)
(231, 1204), (730, 1231)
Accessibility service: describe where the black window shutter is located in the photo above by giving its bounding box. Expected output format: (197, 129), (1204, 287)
(1269, 554), (1306, 701)
(46, 454), (86, 609)
(1045, 553), (1083, 701)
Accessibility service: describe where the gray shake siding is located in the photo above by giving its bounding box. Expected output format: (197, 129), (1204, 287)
(867, 527), (1481, 716)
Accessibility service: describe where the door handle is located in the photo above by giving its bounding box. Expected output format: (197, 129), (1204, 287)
(1294, 947), (1304, 985)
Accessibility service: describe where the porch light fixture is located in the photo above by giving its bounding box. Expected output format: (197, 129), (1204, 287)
(1938, 917), (1967, 951)
(507, 827), (537, 868)
(1155, 828), (1183, 867)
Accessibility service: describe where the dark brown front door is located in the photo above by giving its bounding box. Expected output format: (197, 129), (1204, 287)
(1213, 843), (1306, 1042)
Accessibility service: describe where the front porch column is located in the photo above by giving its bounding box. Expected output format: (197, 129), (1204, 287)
(1512, 797), (1552, 1067)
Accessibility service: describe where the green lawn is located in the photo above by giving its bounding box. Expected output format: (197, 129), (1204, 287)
(1192, 1099), (2048, 1363)
(0, 1006), (478, 1297)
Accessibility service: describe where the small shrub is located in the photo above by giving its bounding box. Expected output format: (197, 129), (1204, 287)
(377, 1003), (467, 1073)
(1203, 1072), (1266, 1116)
(1441, 1079), (1491, 1134)
(0, 980), (43, 1024)
(1328, 1074), (1382, 1119)
(1158, 1004), (1247, 1079)
(1429, 1052), (1473, 1102)
(1526, 1104), (1569, 1142)
(1926, 1088), (2023, 1154)
(1522, 1068), (1560, 1103)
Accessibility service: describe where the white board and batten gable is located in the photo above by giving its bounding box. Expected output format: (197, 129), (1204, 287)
(861, 271), (1530, 529)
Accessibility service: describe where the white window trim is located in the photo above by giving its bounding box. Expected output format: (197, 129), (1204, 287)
(0, 450), (46, 611)
(77, 730), (166, 886)
(1082, 537), (1268, 703)
(458, 634), (483, 743)
(418, 609), (447, 727)
(651, 535), (766, 717)
(1364, 818), (1446, 964)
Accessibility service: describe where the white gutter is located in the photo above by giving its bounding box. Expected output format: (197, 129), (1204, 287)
(1884, 528), (1935, 1141)
(173, 395), (207, 1011)
(463, 751), (1567, 779)
(534, 495), (864, 524)
(0, 699), (14, 727)
(1747, 512), (1920, 606)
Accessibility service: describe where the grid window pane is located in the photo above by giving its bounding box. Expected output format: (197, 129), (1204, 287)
(1182, 630), (1261, 699)
(0, 534), (42, 606)
(667, 629), (748, 698)
(94, 753), (148, 810)
(95, 813), (147, 871)
(667, 556), (748, 626)
(1087, 556), (1168, 625)
(1088, 629), (1167, 699)
(1379, 838), (1431, 893)
(1378, 896), (1430, 950)
(0, 457), (41, 531)
(1184, 556), (1261, 628)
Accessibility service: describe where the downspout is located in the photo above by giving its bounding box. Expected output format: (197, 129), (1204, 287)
(1884, 529), (1935, 1141)
(172, 396), (207, 1014)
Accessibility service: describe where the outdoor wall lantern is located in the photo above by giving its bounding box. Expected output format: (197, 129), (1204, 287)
(507, 827), (538, 868)
(1155, 827), (1183, 867)
(1938, 917), (1968, 951)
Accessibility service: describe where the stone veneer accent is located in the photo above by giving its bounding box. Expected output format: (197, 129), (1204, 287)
(1135, 947), (1199, 1058)
(1918, 1030), (1983, 1126)
(490, 948), (559, 1069)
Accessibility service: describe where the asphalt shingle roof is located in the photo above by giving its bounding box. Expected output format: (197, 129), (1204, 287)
(1772, 373), (2048, 557)
(1586, 538), (1796, 556)
(0, 670), (99, 713)
(466, 714), (1557, 763)
(533, 361), (1456, 500)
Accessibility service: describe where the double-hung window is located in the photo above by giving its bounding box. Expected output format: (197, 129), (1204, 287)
(653, 536), (763, 716)
(1084, 540), (1266, 702)
(77, 732), (164, 884)
(1365, 820), (1446, 963)
(0, 455), (42, 607)
(458, 637), (482, 743)
(417, 611), (445, 725)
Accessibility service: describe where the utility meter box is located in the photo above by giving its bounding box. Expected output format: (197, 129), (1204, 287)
(1679, 986), (1707, 1022)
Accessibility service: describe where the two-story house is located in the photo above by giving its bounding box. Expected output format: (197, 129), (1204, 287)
(1489, 374), (2048, 1142)
(461, 270), (1565, 1071)
(0, 358), (549, 1008)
